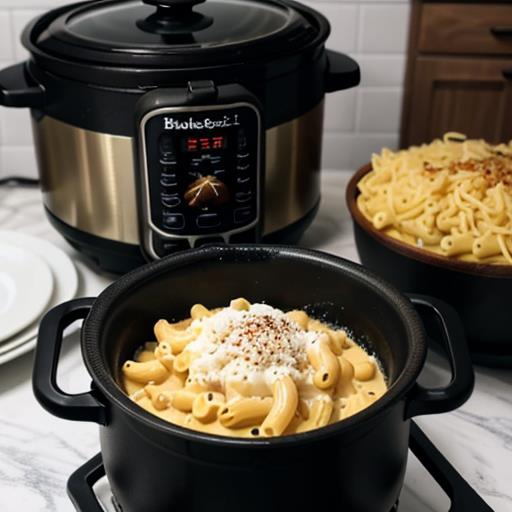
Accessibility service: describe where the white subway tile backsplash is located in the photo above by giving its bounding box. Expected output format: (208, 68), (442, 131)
(356, 89), (402, 133)
(321, 133), (354, 170)
(359, 4), (410, 53)
(322, 133), (399, 171)
(0, 1), (409, 172)
(11, 10), (45, 60)
(307, 0), (408, 3)
(324, 89), (356, 132)
(0, 146), (38, 177)
(0, 12), (14, 60)
(0, 108), (33, 145)
(357, 55), (406, 87)
(307, 3), (359, 53)
(0, 0), (65, 8)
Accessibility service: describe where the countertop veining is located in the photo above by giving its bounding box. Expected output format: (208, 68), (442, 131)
(0, 171), (511, 511)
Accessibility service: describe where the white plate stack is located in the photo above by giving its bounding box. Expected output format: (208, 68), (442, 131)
(0, 231), (78, 365)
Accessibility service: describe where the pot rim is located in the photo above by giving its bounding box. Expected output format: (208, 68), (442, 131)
(346, 164), (512, 279)
(82, 244), (427, 447)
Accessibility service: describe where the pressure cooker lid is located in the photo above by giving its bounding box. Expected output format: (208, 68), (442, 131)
(33, 0), (322, 66)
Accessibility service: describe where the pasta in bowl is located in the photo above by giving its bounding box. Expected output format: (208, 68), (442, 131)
(346, 135), (512, 363)
(355, 133), (512, 265)
(122, 299), (387, 437)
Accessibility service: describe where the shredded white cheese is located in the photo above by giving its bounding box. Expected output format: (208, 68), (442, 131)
(186, 304), (319, 393)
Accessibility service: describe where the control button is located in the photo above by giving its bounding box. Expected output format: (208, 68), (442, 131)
(161, 194), (181, 208)
(188, 170), (202, 180)
(151, 233), (189, 257)
(234, 207), (254, 224)
(160, 156), (177, 165)
(196, 237), (226, 247)
(196, 213), (221, 228)
(162, 212), (185, 230)
(237, 153), (250, 160)
(235, 191), (252, 204)
(159, 134), (176, 157)
(236, 162), (250, 171)
(237, 130), (247, 149)
(184, 175), (229, 208)
(161, 164), (177, 174)
(213, 169), (226, 178)
(160, 174), (178, 187)
(236, 176), (250, 185)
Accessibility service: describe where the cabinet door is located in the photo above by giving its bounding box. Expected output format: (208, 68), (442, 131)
(402, 57), (512, 147)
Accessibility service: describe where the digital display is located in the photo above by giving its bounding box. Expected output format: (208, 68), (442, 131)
(183, 135), (227, 152)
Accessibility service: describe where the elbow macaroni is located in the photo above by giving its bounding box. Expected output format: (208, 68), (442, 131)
(122, 300), (387, 437)
(307, 335), (340, 390)
(261, 375), (299, 437)
(219, 397), (273, 428)
(357, 133), (512, 264)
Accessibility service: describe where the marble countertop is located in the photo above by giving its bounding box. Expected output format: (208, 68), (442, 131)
(0, 171), (511, 512)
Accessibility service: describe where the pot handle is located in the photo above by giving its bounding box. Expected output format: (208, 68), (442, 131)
(0, 62), (44, 108)
(325, 50), (360, 93)
(410, 422), (494, 511)
(405, 294), (474, 419)
(67, 453), (105, 512)
(32, 298), (107, 425)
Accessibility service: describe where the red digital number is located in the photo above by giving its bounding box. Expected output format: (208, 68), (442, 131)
(187, 137), (198, 152)
(199, 138), (211, 150)
(212, 136), (224, 149)
(186, 135), (224, 152)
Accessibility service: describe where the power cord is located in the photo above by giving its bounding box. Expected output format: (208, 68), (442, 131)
(0, 176), (40, 186)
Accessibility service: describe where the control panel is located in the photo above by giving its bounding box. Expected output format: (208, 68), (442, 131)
(140, 103), (261, 257)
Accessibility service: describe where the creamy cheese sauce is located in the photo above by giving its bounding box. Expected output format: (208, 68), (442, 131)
(122, 300), (387, 437)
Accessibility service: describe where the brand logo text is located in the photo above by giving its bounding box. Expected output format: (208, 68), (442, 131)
(163, 115), (240, 130)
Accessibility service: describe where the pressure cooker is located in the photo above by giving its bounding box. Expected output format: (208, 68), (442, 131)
(0, 0), (359, 273)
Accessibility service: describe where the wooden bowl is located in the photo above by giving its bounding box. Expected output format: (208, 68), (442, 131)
(346, 164), (512, 367)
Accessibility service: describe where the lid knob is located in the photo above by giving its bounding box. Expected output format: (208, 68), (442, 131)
(138, 0), (212, 35)
(143, 0), (206, 10)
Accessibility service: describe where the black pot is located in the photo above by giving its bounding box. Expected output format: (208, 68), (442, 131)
(66, 423), (495, 512)
(346, 165), (512, 368)
(33, 245), (474, 512)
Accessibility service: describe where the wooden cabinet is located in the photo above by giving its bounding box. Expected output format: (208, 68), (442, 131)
(401, 0), (512, 147)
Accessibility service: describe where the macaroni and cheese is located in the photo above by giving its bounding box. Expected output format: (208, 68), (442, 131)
(357, 133), (512, 264)
(122, 299), (387, 437)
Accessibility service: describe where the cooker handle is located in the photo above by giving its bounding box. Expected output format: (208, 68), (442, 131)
(33, 298), (107, 425)
(0, 62), (44, 108)
(404, 294), (474, 419)
(325, 50), (360, 92)
(67, 453), (105, 512)
(410, 422), (494, 511)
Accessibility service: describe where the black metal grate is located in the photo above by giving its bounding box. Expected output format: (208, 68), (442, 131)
(111, 495), (399, 512)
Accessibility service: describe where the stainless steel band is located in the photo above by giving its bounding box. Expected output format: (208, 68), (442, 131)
(33, 100), (323, 245)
